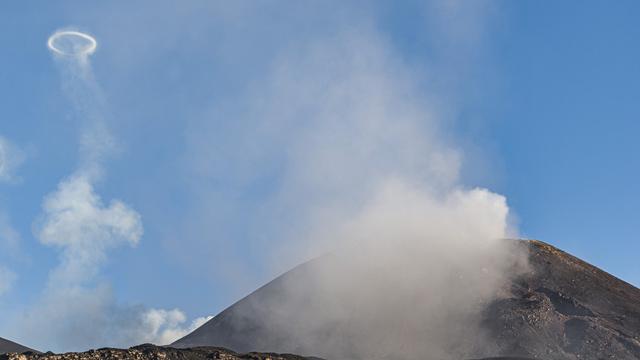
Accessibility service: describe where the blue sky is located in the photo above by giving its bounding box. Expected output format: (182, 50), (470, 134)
(1, 0), (639, 352)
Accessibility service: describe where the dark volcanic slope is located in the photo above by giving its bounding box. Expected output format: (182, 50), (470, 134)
(174, 240), (640, 359)
(174, 255), (335, 357)
(483, 240), (640, 359)
(0, 337), (36, 355)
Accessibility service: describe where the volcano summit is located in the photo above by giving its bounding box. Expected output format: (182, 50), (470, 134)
(174, 240), (640, 359)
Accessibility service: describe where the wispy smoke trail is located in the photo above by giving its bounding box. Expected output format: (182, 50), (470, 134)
(47, 29), (114, 180)
(12, 29), (206, 352)
(41, 27), (141, 291)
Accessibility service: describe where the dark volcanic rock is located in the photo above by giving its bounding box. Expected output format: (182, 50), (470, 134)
(0, 344), (320, 360)
(0, 338), (36, 355)
(173, 240), (640, 359)
(480, 240), (640, 359)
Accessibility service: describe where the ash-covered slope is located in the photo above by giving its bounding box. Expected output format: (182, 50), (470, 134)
(0, 337), (36, 355)
(174, 240), (640, 359)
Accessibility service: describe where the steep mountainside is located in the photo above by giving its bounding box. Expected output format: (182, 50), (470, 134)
(0, 338), (36, 355)
(173, 240), (640, 359)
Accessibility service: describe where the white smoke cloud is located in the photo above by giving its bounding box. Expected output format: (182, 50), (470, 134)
(0, 136), (25, 183)
(36, 175), (142, 286)
(139, 309), (213, 346)
(0, 266), (16, 297)
(183, 24), (510, 266)
(269, 181), (522, 358)
(179, 11), (526, 359)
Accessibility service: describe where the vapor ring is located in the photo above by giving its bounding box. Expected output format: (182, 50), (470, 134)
(47, 30), (97, 56)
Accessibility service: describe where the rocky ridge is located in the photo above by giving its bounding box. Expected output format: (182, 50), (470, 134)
(0, 344), (321, 360)
(0, 346), (534, 360)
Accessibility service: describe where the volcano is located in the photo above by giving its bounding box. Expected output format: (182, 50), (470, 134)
(0, 337), (35, 355)
(173, 240), (640, 359)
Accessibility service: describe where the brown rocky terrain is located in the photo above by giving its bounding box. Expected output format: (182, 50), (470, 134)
(0, 346), (533, 360)
(481, 240), (640, 358)
(0, 344), (320, 360)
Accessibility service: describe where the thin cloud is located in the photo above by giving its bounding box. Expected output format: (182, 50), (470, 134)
(0, 136), (25, 184)
(0, 267), (16, 297)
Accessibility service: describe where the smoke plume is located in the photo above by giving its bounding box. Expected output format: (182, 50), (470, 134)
(139, 310), (213, 346)
(183, 16), (526, 359)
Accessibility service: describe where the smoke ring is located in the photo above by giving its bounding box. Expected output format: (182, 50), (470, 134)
(47, 31), (97, 57)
